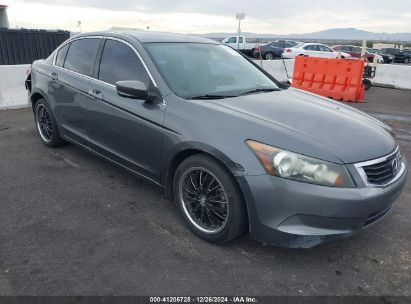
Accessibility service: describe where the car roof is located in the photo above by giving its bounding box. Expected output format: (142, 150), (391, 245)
(302, 43), (326, 46)
(74, 30), (218, 44)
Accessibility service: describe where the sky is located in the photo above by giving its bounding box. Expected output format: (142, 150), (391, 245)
(3, 0), (411, 34)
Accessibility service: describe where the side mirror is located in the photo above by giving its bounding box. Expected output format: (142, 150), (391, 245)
(116, 80), (158, 102)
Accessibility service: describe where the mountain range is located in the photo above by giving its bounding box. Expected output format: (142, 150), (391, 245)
(198, 28), (411, 41)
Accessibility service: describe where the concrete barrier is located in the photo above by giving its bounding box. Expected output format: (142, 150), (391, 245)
(0, 64), (30, 110)
(371, 64), (411, 90)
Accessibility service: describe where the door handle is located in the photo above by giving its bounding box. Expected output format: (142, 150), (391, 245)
(50, 72), (58, 81)
(88, 89), (103, 99)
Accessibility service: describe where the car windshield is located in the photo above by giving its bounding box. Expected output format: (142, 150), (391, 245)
(145, 43), (280, 99)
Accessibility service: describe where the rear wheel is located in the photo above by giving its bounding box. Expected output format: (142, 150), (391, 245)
(34, 99), (65, 147)
(265, 52), (274, 60)
(363, 79), (372, 91)
(173, 154), (247, 243)
(404, 57), (410, 64)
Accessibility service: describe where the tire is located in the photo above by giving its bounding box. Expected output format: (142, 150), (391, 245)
(363, 79), (372, 91)
(264, 52), (274, 60)
(404, 57), (410, 64)
(173, 154), (247, 244)
(34, 98), (65, 147)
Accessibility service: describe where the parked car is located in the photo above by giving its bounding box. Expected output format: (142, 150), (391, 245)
(221, 35), (258, 56)
(402, 49), (411, 60)
(381, 48), (411, 63)
(26, 31), (407, 248)
(368, 48), (394, 64)
(252, 40), (297, 60)
(282, 43), (351, 59)
(331, 45), (383, 63)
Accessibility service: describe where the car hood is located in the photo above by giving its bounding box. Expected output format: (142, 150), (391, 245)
(213, 88), (396, 164)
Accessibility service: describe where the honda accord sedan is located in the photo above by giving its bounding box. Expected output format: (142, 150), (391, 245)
(26, 31), (407, 248)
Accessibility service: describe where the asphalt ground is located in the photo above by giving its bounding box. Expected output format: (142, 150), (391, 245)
(0, 87), (410, 296)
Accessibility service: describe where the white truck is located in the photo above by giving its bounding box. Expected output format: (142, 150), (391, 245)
(221, 36), (258, 56)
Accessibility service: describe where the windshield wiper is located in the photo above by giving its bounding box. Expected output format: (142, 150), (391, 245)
(187, 94), (236, 100)
(239, 88), (280, 96)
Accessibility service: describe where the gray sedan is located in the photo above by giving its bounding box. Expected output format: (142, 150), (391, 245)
(26, 31), (407, 248)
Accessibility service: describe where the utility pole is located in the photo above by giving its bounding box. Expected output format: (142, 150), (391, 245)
(235, 13), (245, 50)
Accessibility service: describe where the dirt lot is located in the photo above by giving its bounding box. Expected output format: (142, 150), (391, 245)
(0, 87), (410, 296)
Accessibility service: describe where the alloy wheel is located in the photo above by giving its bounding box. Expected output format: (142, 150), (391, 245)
(178, 167), (229, 234)
(36, 104), (53, 143)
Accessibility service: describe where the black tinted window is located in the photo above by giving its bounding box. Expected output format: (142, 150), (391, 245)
(55, 43), (69, 67)
(98, 40), (150, 86)
(64, 38), (100, 76)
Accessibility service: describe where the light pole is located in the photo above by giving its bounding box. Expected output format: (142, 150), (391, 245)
(235, 13), (245, 50)
(77, 20), (82, 33)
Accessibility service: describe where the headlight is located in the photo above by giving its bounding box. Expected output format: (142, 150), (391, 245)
(246, 140), (355, 188)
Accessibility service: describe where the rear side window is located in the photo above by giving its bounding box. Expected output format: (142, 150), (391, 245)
(55, 44), (70, 67)
(98, 40), (150, 86)
(64, 38), (100, 76)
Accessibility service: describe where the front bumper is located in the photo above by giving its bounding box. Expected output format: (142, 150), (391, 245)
(239, 160), (407, 248)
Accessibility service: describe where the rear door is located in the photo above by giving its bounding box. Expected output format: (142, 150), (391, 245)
(303, 45), (320, 57)
(51, 37), (101, 145)
(318, 45), (335, 58)
(86, 38), (165, 182)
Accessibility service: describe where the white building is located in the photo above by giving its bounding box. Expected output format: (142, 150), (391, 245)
(373, 43), (404, 50)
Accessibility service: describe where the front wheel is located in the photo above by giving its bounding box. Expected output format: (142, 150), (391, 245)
(173, 154), (247, 243)
(404, 57), (410, 64)
(34, 99), (65, 147)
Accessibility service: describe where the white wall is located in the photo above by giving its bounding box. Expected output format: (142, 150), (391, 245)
(0, 64), (30, 110)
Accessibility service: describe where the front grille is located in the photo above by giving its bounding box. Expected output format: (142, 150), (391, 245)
(361, 149), (402, 186)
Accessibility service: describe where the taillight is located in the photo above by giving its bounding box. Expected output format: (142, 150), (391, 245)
(255, 47), (261, 52)
(26, 67), (31, 76)
(286, 49), (292, 52)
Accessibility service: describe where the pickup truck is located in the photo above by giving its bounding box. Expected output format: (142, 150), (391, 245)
(221, 36), (258, 56)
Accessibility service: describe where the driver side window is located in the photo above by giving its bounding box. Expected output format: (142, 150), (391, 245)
(98, 39), (150, 87)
